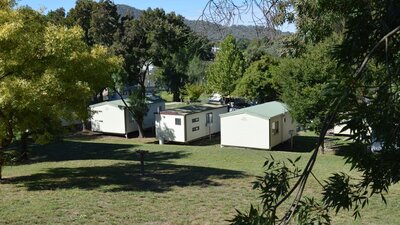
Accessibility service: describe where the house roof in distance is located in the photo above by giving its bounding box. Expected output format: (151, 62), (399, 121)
(220, 101), (288, 119)
(160, 103), (227, 116)
(89, 96), (164, 108)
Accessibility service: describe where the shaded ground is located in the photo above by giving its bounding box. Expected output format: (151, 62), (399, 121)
(273, 133), (350, 153)
(6, 139), (245, 193)
(8, 162), (245, 193)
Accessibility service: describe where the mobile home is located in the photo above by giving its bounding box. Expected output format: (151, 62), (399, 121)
(155, 104), (228, 143)
(89, 98), (165, 137)
(220, 101), (297, 150)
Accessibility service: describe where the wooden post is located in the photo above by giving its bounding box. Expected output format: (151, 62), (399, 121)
(0, 152), (3, 180)
(136, 150), (149, 176)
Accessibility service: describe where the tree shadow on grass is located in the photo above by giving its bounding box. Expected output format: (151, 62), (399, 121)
(272, 136), (319, 153)
(8, 162), (246, 193)
(28, 140), (190, 163)
(145, 134), (222, 146)
(331, 142), (355, 156)
(273, 135), (351, 154)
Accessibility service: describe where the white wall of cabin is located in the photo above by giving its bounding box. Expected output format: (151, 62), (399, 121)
(90, 104), (126, 134)
(155, 114), (186, 142)
(184, 106), (227, 142)
(221, 114), (270, 149)
(143, 102), (165, 129)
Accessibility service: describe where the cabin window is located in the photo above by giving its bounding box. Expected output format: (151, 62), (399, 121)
(175, 118), (181, 125)
(192, 118), (199, 123)
(284, 117), (286, 123)
(192, 126), (199, 132)
(272, 121), (279, 134)
(206, 113), (213, 125)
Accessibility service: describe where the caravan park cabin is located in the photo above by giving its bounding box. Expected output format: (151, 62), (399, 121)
(155, 104), (228, 143)
(89, 97), (165, 137)
(220, 101), (297, 150)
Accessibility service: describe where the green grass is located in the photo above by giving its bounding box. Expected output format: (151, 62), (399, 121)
(158, 91), (174, 102)
(1, 134), (399, 225)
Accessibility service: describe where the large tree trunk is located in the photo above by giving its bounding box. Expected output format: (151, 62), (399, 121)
(0, 145), (7, 180)
(137, 118), (145, 138)
(172, 91), (181, 102)
(138, 67), (148, 96)
(320, 139), (325, 154)
(0, 149), (3, 180)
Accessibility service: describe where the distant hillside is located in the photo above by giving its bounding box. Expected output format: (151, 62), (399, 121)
(116, 4), (290, 42)
(117, 4), (142, 18)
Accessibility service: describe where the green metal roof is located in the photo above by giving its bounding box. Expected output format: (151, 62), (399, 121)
(220, 101), (288, 119)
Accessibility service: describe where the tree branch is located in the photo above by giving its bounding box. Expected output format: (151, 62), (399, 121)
(0, 71), (13, 81)
(276, 24), (400, 224)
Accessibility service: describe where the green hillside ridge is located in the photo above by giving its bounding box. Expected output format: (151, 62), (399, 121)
(116, 4), (291, 42)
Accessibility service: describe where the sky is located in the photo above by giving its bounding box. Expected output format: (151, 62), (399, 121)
(17, 0), (296, 32)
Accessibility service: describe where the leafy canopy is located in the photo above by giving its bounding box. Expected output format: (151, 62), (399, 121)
(207, 34), (244, 97)
(0, 6), (121, 149)
(234, 55), (278, 103)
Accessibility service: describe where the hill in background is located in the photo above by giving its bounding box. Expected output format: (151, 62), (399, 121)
(116, 4), (291, 42)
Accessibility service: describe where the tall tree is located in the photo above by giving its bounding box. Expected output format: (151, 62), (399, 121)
(0, 6), (121, 179)
(88, 0), (119, 47)
(186, 55), (209, 84)
(155, 32), (212, 101)
(206, 34), (244, 99)
(66, 0), (96, 45)
(46, 8), (66, 25)
(272, 36), (342, 132)
(219, 0), (400, 224)
(234, 55), (278, 103)
(113, 8), (195, 97)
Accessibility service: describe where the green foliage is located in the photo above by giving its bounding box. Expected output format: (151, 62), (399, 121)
(232, 1), (400, 223)
(116, 4), (291, 43)
(66, 0), (96, 45)
(297, 197), (331, 225)
(0, 7), (121, 149)
(322, 173), (365, 216)
(234, 55), (278, 103)
(88, 0), (119, 47)
(230, 155), (303, 225)
(122, 9), (211, 101)
(0, 0), (15, 9)
(206, 34), (245, 97)
(113, 8), (199, 98)
(293, 0), (345, 43)
(46, 8), (66, 25)
(181, 83), (204, 103)
(271, 36), (342, 131)
(243, 38), (274, 64)
(187, 55), (209, 84)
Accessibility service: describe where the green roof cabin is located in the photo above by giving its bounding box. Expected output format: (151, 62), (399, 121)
(220, 101), (297, 150)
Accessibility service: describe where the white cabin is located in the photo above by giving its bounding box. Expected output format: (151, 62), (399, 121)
(155, 104), (228, 143)
(333, 124), (353, 135)
(220, 101), (297, 150)
(89, 98), (165, 136)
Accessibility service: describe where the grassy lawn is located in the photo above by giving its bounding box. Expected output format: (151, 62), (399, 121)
(1, 133), (399, 224)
